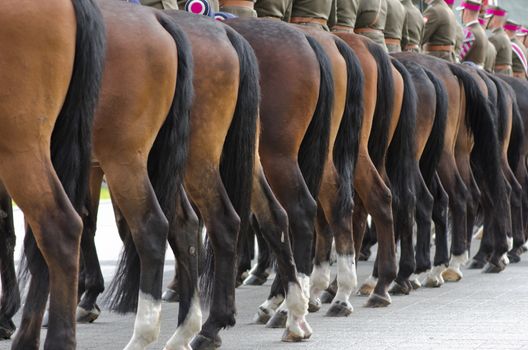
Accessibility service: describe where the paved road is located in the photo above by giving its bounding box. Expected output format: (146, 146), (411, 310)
(3, 202), (528, 349)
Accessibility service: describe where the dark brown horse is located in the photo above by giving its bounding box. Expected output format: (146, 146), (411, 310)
(0, 0), (105, 349)
(226, 19), (334, 343)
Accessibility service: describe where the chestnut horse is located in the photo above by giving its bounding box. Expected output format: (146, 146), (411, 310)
(0, 0), (105, 348)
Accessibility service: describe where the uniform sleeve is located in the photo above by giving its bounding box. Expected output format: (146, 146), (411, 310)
(421, 7), (438, 45)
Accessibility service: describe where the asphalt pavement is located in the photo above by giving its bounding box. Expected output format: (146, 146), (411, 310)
(2, 201), (528, 350)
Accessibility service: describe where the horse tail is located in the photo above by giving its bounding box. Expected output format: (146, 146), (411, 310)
(420, 68), (448, 185)
(299, 35), (334, 198)
(105, 13), (194, 313)
(200, 26), (260, 305)
(366, 41), (394, 168)
(0, 192), (19, 323)
(332, 38), (364, 221)
(448, 65), (508, 214)
(386, 59), (417, 231)
(19, 0), (106, 302)
(507, 88), (525, 171)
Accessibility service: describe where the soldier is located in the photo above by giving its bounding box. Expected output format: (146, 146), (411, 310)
(354, 0), (389, 51)
(331, 0), (359, 33)
(504, 20), (528, 79)
(401, 0), (424, 52)
(384, 0), (406, 52)
(219, 0), (257, 18)
(422, 0), (457, 62)
(141, 0), (179, 9)
(486, 6), (513, 75)
(519, 26), (528, 47)
(443, 0), (465, 62)
(254, 0), (290, 20)
(288, 0), (335, 31)
(457, 0), (487, 68)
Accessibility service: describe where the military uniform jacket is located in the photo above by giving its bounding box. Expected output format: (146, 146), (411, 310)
(254, 0), (291, 20)
(484, 41), (497, 72)
(384, 0), (405, 40)
(401, 0), (423, 49)
(335, 0), (359, 28)
(356, 0), (387, 31)
(454, 22), (464, 61)
(460, 21), (487, 66)
(421, 0), (456, 46)
(511, 37), (528, 74)
(489, 27), (513, 66)
(291, 0), (334, 23)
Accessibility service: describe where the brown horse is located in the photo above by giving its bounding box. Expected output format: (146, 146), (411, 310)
(0, 0), (105, 348)
(226, 18), (335, 342)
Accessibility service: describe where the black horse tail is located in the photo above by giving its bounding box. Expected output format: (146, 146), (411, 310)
(299, 35), (334, 198)
(332, 38), (364, 221)
(449, 65), (508, 214)
(105, 13), (194, 313)
(507, 89), (525, 171)
(366, 41), (394, 168)
(420, 68), (448, 185)
(200, 26), (260, 305)
(19, 0), (106, 306)
(0, 190), (19, 325)
(386, 59), (417, 231)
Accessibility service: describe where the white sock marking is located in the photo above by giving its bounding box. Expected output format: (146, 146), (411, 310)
(124, 292), (162, 350)
(164, 292), (202, 350)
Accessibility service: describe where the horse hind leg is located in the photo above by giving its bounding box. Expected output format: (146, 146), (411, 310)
(163, 186), (202, 350)
(0, 183), (19, 339)
(251, 163), (311, 342)
(77, 165), (105, 323)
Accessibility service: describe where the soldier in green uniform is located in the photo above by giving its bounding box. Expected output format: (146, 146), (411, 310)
(141, 0), (179, 9)
(421, 0), (457, 62)
(457, 0), (487, 68)
(504, 20), (528, 79)
(401, 0), (424, 52)
(486, 6), (513, 75)
(519, 26), (528, 48)
(254, 0), (291, 20)
(219, 0), (256, 18)
(353, 0), (388, 51)
(331, 0), (359, 33)
(384, 0), (406, 52)
(289, 0), (335, 31)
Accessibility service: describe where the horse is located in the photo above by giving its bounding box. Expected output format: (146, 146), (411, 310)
(0, 0), (105, 348)
(390, 55), (449, 293)
(467, 72), (525, 266)
(224, 18), (334, 342)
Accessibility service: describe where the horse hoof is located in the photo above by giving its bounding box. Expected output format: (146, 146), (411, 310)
(191, 334), (219, 350)
(389, 281), (411, 296)
(281, 328), (304, 342)
(483, 261), (505, 273)
(0, 319), (15, 340)
(409, 278), (421, 290)
(326, 301), (353, 317)
(266, 310), (287, 329)
(357, 283), (375, 297)
(308, 298), (321, 313)
(162, 288), (180, 303)
(320, 290), (335, 304)
(507, 251), (521, 264)
(467, 258), (486, 269)
(442, 268), (462, 282)
(423, 277), (441, 288)
(365, 293), (391, 308)
(76, 304), (101, 323)
(243, 274), (268, 286)
(254, 306), (274, 324)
